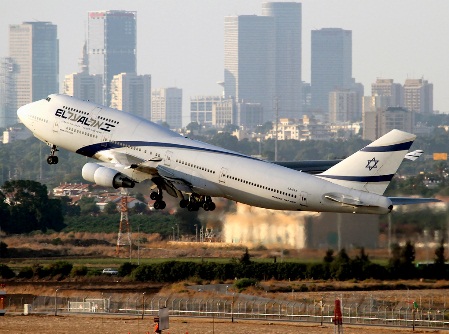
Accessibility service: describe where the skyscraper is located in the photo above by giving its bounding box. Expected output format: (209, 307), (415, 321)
(9, 21), (59, 109)
(110, 73), (151, 120)
(224, 15), (275, 122)
(0, 58), (16, 127)
(87, 10), (137, 105)
(151, 88), (182, 129)
(311, 28), (352, 113)
(262, 2), (302, 119)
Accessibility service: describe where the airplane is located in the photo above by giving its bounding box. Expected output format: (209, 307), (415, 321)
(17, 94), (439, 214)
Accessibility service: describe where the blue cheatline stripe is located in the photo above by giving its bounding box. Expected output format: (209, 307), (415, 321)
(319, 174), (395, 182)
(76, 141), (260, 160)
(361, 141), (413, 152)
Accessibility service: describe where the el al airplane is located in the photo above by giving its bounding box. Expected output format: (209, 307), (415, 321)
(17, 94), (439, 214)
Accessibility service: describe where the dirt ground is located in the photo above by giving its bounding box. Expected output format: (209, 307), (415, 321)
(0, 314), (443, 334)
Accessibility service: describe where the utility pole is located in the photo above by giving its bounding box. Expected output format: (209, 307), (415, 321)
(194, 224), (198, 242)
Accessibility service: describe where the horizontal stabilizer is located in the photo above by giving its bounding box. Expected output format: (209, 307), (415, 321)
(389, 197), (441, 205)
(404, 150), (424, 161)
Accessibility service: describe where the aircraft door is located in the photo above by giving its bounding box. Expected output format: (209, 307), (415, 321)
(52, 117), (60, 133)
(219, 167), (228, 184)
(299, 191), (308, 208)
(164, 151), (173, 167)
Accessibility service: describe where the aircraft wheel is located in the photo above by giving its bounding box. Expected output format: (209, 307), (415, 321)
(154, 200), (166, 210)
(179, 199), (189, 208)
(208, 202), (216, 211)
(47, 156), (58, 164)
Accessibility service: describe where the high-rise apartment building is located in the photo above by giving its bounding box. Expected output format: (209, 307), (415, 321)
(110, 73), (151, 120)
(371, 79), (403, 107)
(0, 58), (16, 127)
(151, 88), (182, 129)
(190, 96), (223, 127)
(87, 10), (136, 105)
(261, 2), (302, 119)
(224, 15), (275, 122)
(311, 28), (352, 113)
(9, 21), (59, 109)
(403, 78), (433, 114)
(363, 107), (414, 141)
(329, 90), (358, 123)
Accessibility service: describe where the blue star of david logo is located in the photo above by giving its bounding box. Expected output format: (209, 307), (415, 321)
(366, 157), (379, 171)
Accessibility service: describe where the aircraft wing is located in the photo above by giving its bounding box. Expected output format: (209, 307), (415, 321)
(388, 197), (441, 205)
(94, 150), (192, 198)
(154, 165), (193, 198)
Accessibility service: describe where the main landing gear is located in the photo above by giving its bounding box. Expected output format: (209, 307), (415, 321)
(150, 188), (166, 210)
(47, 145), (59, 164)
(180, 194), (216, 212)
(151, 190), (216, 212)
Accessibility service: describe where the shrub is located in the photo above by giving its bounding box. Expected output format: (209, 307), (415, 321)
(17, 266), (33, 279)
(234, 278), (258, 291)
(0, 264), (15, 279)
(70, 265), (88, 277)
(118, 262), (138, 277)
(46, 261), (73, 278)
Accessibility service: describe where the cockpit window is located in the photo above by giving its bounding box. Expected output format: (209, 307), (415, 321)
(46, 97), (51, 102)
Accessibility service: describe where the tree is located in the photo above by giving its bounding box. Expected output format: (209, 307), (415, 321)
(323, 249), (334, 263)
(104, 201), (118, 215)
(0, 241), (8, 257)
(78, 197), (100, 215)
(59, 196), (80, 216)
(433, 238), (446, 278)
(186, 122), (200, 133)
(1, 180), (65, 233)
(239, 248), (252, 265)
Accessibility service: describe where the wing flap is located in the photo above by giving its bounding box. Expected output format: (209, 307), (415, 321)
(324, 193), (371, 207)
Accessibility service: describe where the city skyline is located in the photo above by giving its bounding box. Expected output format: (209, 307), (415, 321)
(1, 0), (448, 121)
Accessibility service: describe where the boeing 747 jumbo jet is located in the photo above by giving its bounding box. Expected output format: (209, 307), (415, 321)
(17, 94), (439, 214)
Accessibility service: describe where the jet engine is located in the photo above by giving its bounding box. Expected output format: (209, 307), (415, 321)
(82, 163), (135, 188)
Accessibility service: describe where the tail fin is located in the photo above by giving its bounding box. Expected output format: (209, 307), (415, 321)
(318, 129), (415, 195)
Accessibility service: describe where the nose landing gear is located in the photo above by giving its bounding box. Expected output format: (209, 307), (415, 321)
(47, 145), (59, 164)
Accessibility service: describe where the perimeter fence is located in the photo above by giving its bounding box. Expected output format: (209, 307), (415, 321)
(4, 293), (449, 329)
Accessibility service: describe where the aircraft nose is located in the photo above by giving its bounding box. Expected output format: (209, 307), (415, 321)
(17, 104), (27, 122)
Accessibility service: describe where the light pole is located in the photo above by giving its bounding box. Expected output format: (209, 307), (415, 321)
(194, 224), (198, 242)
(54, 288), (60, 316)
(176, 223), (179, 241)
(141, 292), (146, 320)
(172, 226), (175, 241)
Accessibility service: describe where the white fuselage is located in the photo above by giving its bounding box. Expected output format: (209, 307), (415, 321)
(18, 94), (392, 214)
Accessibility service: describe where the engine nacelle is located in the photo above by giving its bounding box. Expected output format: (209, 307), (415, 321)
(82, 163), (135, 189)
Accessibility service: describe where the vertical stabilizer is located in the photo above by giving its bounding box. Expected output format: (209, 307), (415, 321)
(318, 129), (415, 195)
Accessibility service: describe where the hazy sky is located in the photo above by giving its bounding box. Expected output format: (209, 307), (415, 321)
(1, 0), (449, 121)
